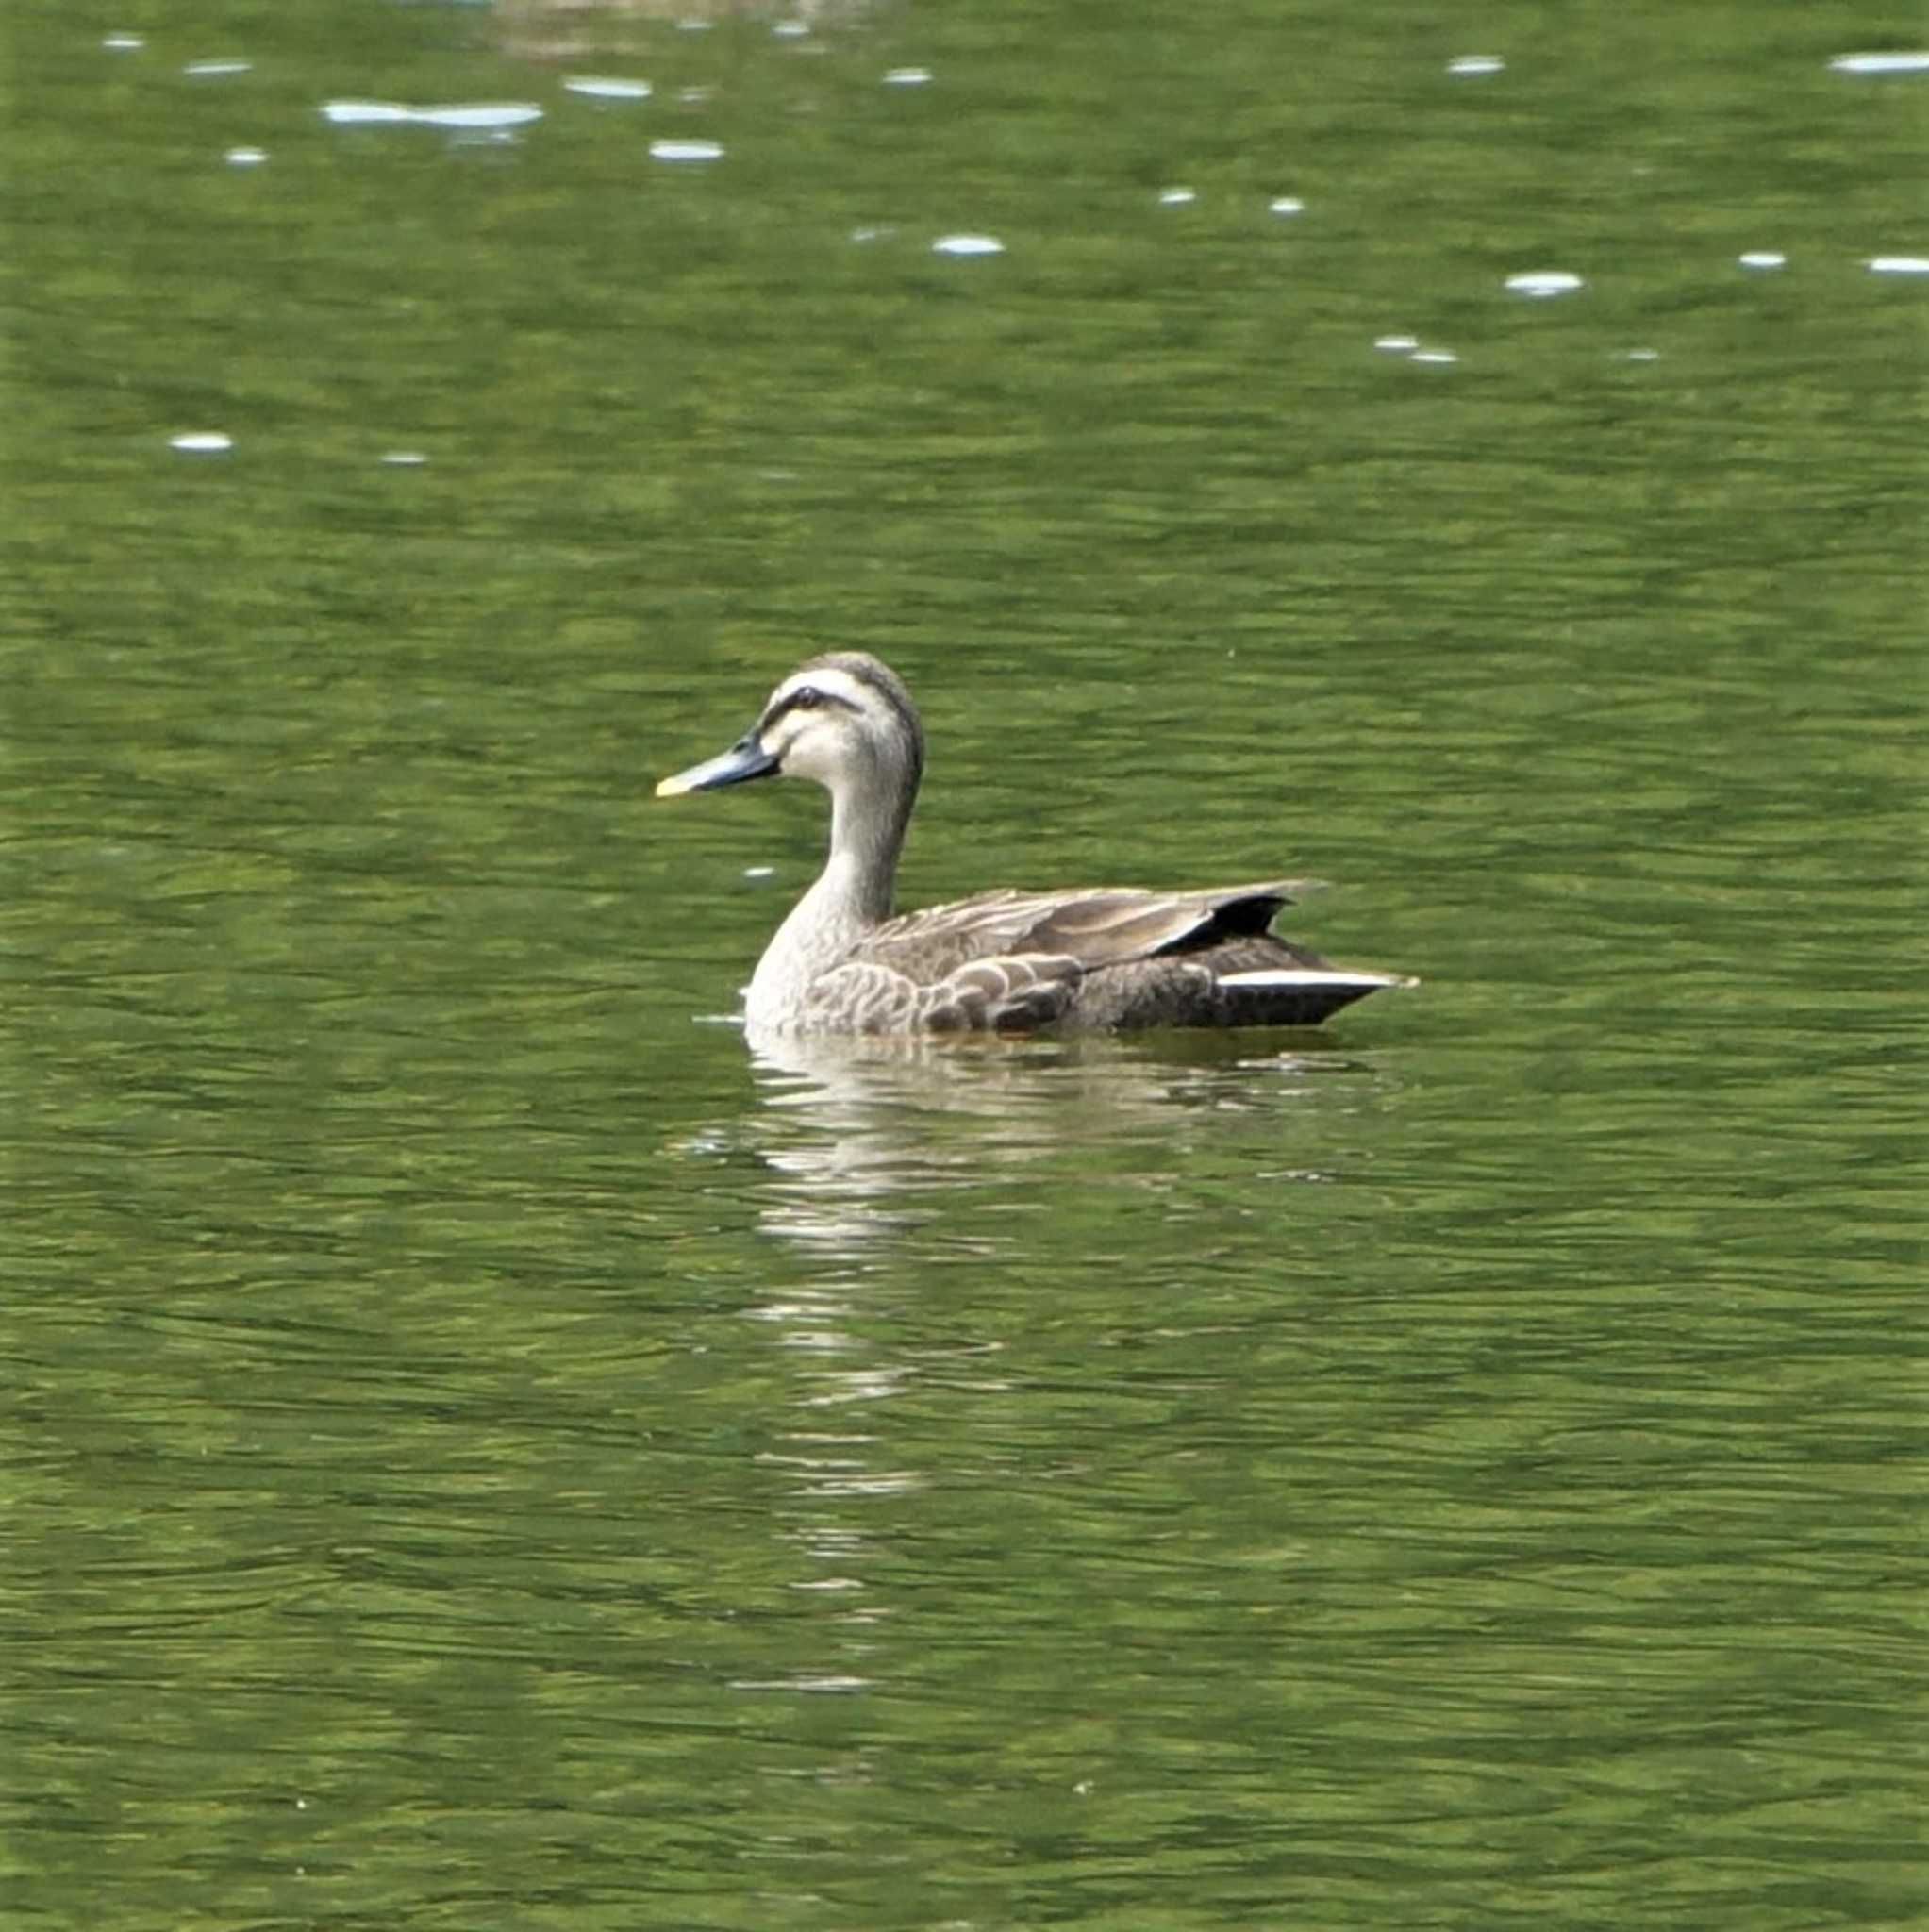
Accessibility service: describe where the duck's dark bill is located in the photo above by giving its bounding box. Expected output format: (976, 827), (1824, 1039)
(655, 730), (779, 797)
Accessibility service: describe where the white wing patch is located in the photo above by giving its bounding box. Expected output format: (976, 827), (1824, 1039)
(1218, 969), (1410, 991)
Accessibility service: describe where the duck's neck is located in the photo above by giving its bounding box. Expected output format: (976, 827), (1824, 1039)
(745, 766), (914, 1028)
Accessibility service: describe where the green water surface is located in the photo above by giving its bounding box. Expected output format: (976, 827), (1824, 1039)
(5, 2), (1923, 1927)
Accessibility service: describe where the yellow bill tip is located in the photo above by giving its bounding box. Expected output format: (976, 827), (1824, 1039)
(654, 774), (692, 799)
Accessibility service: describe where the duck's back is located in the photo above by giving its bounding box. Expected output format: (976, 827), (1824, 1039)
(854, 882), (1287, 979)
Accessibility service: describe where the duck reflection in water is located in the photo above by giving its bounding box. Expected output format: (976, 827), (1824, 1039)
(708, 1026), (1387, 1260)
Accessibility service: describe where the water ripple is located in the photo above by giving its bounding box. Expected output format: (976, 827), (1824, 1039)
(561, 76), (651, 101)
(321, 100), (543, 130)
(1505, 270), (1586, 298)
(1829, 51), (1929, 75)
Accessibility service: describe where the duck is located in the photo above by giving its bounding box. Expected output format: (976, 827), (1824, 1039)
(655, 652), (1407, 1035)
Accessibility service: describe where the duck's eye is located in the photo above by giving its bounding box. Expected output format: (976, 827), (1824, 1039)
(789, 687), (822, 711)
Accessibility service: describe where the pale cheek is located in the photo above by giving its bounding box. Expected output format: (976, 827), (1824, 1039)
(775, 730), (824, 780)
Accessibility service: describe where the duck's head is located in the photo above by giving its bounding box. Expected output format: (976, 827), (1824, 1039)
(655, 651), (924, 803)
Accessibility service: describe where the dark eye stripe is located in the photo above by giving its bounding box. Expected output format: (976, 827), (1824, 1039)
(763, 683), (859, 730)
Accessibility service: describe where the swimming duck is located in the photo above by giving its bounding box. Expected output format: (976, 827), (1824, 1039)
(656, 652), (1405, 1034)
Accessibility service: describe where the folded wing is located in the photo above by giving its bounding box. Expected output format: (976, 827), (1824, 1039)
(853, 881), (1310, 979)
